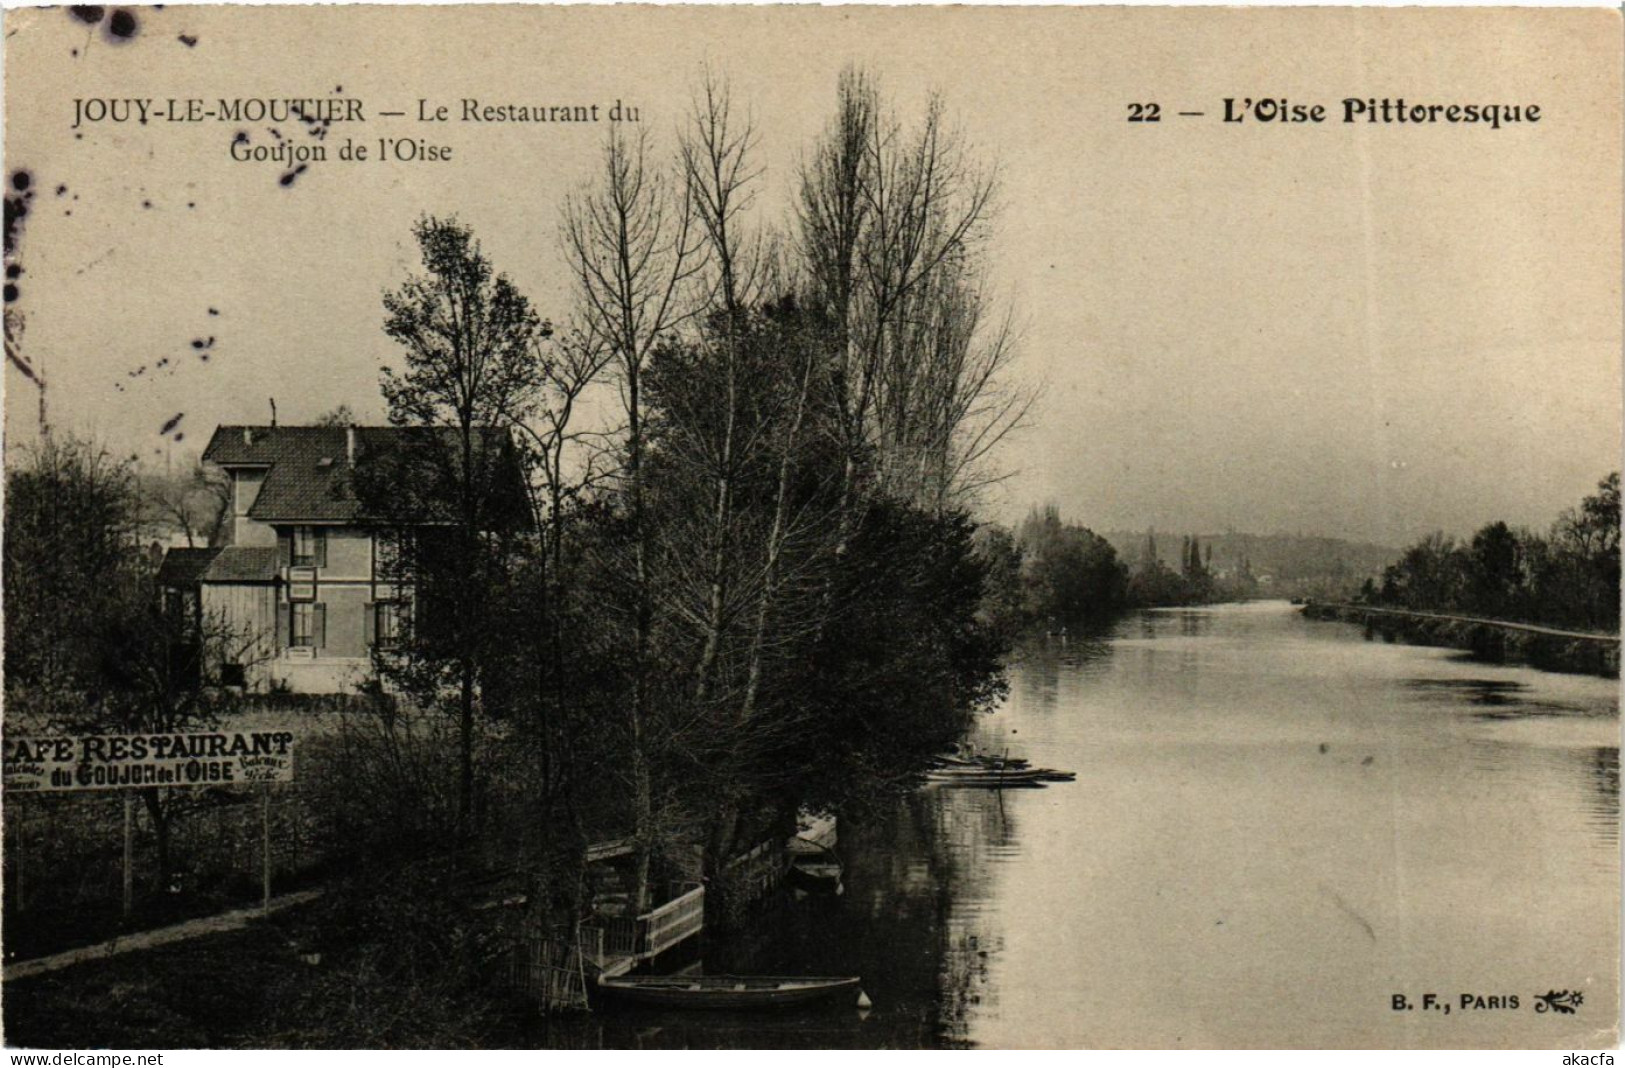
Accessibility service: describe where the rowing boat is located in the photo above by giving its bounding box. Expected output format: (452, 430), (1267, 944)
(923, 764), (1077, 788)
(787, 854), (844, 893)
(925, 765), (1048, 784)
(596, 974), (864, 1010)
(933, 753), (1032, 771)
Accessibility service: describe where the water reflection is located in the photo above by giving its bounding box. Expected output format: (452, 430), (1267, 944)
(1401, 677), (1611, 720)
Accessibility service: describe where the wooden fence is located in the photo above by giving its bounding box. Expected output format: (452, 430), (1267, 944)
(507, 924), (595, 1012)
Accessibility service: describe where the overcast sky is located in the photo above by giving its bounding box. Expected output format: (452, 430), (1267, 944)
(5, 6), (1619, 546)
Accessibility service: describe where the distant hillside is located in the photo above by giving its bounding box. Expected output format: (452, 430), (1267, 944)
(1103, 530), (1400, 588)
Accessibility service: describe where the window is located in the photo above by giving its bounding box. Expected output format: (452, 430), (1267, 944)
(292, 526), (317, 566)
(290, 603), (315, 647)
(373, 602), (401, 648)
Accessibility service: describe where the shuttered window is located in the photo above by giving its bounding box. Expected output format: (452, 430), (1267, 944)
(374, 602), (400, 647)
(293, 527), (316, 566)
(289, 602), (328, 649)
(290, 603), (314, 647)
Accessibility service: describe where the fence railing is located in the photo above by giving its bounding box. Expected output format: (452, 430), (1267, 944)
(642, 883), (704, 958)
(579, 882), (706, 964)
(723, 838), (785, 904)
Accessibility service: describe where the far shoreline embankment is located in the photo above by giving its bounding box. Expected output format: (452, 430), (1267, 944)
(1301, 602), (1621, 678)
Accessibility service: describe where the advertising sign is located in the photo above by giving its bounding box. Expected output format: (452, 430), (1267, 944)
(2, 731), (296, 792)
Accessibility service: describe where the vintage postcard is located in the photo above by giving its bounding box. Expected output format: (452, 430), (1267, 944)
(1, 4), (1619, 1053)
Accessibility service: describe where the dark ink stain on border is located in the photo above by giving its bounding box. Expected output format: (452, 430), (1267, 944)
(106, 9), (138, 41)
(5, 169), (35, 301)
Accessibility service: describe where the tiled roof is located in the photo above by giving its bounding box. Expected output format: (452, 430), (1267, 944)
(156, 547), (220, 586)
(202, 425), (524, 525)
(204, 426), (362, 522)
(201, 547), (281, 583)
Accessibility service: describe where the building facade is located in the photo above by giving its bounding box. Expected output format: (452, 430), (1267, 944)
(160, 425), (420, 693)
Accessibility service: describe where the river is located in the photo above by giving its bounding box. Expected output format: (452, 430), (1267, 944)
(543, 600), (1619, 1049)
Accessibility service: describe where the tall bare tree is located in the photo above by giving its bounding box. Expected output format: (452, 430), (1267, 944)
(678, 72), (764, 709)
(141, 460), (231, 549)
(562, 126), (701, 909)
(797, 69), (1029, 514)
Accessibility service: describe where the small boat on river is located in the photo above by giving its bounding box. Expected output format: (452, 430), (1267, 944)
(924, 767), (1049, 788)
(924, 760), (1076, 788)
(596, 974), (864, 1010)
(933, 752), (1031, 771)
(787, 850), (844, 894)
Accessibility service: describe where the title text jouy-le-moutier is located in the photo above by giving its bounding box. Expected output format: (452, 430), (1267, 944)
(70, 96), (639, 129)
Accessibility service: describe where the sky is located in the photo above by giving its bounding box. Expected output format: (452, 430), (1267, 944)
(4, 5), (1619, 547)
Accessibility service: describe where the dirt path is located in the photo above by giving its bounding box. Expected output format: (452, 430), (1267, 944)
(5, 889), (323, 983)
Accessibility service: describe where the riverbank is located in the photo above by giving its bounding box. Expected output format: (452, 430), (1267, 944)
(1301, 602), (1620, 678)
(10, 603), (1616, 1048)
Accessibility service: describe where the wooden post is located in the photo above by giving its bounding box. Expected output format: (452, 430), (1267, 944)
(13, 808), (23, 913)
(122, 792), (134, 920)
(261, 786), (271, 914)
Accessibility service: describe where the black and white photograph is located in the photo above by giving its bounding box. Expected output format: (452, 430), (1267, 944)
(1, 3), (1619, 1051)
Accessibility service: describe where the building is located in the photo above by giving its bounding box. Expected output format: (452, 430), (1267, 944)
(157, 423), (524, 693)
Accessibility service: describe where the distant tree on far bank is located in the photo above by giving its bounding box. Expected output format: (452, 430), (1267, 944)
(1010, 504), (1127, 628)
(1362, 473), (1620, 633)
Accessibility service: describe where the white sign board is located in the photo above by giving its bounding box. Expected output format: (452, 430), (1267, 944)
(2, 731), (296, 793)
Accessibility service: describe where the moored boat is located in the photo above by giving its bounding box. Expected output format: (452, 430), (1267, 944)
(923, 762), (1076, 788)
(929, 770), (1053, 786)
(925, 765), (1048, 784)
(596, 974), (864, 1010)
(787, 836), (845, 892)
(933, 752), (1032, 771)
(787, 853), (844, 893)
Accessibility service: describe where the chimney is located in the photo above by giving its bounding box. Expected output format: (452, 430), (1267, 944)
(242, 427), (252, 446)
(346, 426), (356, 466)
(269, 398), (278, 427)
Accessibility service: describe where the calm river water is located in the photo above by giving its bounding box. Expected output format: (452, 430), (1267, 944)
(544, 601), (1619, 1049)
